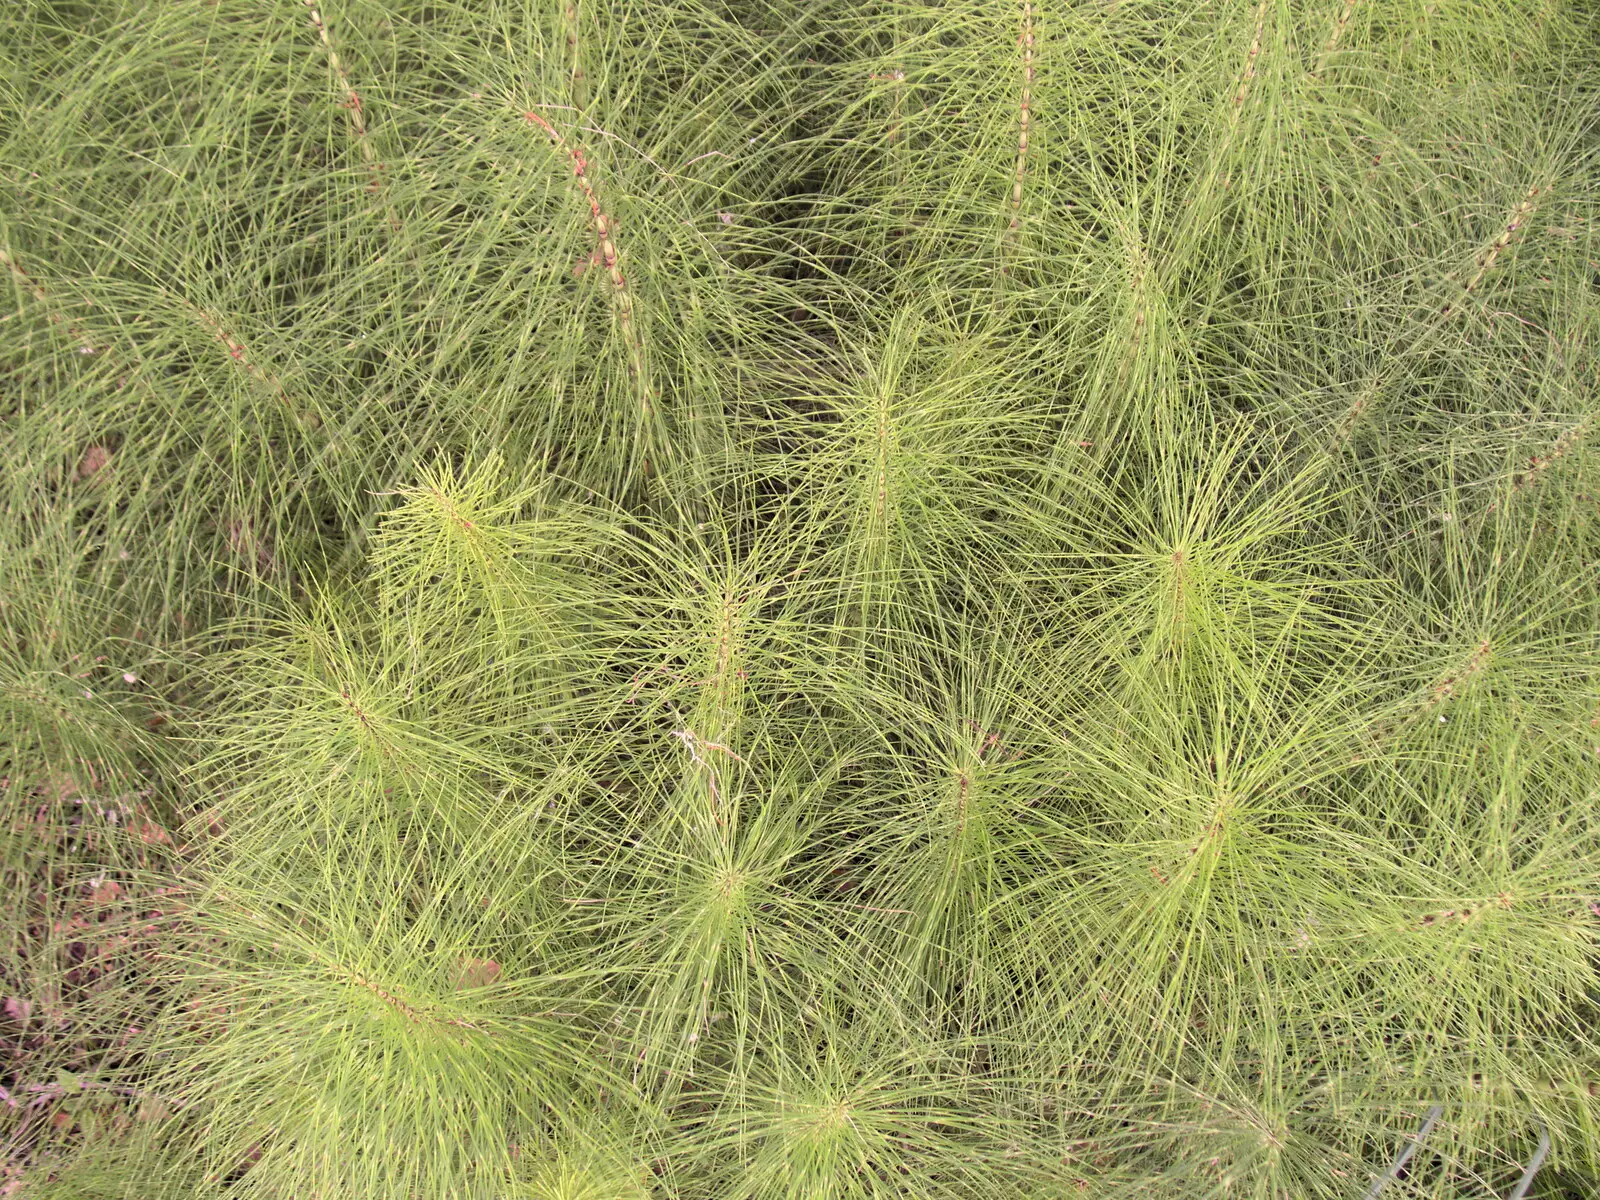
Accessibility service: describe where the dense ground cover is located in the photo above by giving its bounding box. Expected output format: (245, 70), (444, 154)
(3, 1), (1599, 1196)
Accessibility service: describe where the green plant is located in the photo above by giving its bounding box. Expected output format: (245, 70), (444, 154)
(3, 1), (1598, 1197)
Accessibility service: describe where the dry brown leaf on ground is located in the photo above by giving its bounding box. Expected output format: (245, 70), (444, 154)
(453, 957), (502, 990)
(75, 444), (113, 481)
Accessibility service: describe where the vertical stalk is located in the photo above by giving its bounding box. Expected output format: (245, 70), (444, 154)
(1440, 184), (1543, 319)
(1177, 0), (1269, 241)
(0, 249), (103, 355)
(1114, 252), (1150, 394)
(1486, 416), (1596, 513)
(1326, 373), (1384, 455)
(523, 110), (657, 432)
(1003, 1), (1036, 266)
(1233, 0), (1269, 113)
(304, 0), (400, 232)
(1310, 0), (1359, 80)
(563, 1), (589, 111)
(168, 293), (309, 426)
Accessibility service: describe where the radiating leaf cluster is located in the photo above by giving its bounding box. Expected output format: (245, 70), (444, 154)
(3, 1), (1598, 1197)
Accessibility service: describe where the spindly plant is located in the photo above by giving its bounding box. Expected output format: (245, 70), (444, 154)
(2, 1), (1598, 1197)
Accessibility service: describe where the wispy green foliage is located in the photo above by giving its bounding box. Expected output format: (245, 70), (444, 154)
(3, 0), (1598, 1196)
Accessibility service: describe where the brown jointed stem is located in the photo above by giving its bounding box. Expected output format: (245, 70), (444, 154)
(523, 108), (656, 424)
